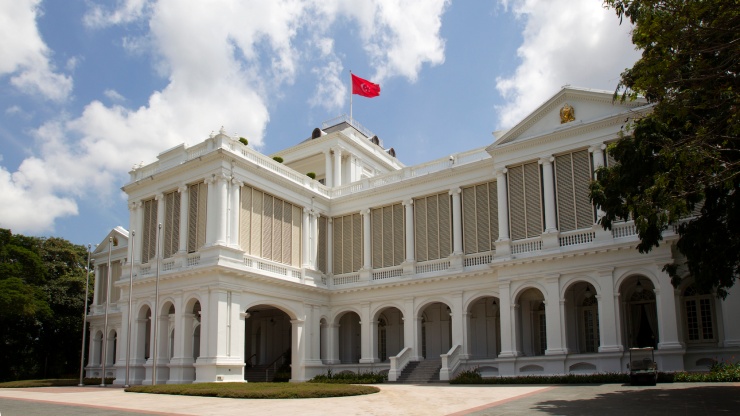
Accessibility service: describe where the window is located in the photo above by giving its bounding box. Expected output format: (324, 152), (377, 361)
(371, 203), (404, 268)
(414, 192), (451, 262)
(581, 296), (600, 353)
(239, 185), (302, 267)
(508, 162), (543, 240)
(462, 181), (498, 254)
(332, 213), (362, 274)
(187, 182), (207, 253)
(683, 285), (716, 343)
(554, 149), (594, 231)
(162, 190), (180, 259)
(141, 198), (158, 263)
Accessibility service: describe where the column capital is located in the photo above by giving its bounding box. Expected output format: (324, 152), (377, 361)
(177, 185), (188, 193)
(589, 143), (607, 153)
(449, 187), (461, 196)
(495, 168), (507, 177)
(538, 156), (555, 165)
(360, 208), (371, 216)
(128, 201), (139, 210)
(231, 178), (243, 187)
(154, 193), (164, 201)
(402, 199), (413, 207)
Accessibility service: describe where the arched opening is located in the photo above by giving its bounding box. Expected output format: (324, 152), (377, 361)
(319, 318), (328, 363)
(418, 302), (452, 359)
(243, 305), (292, 381)
(93, 330), (104, 366)
(564, 282), (600, 353)
(107, 329), (118, 366)
(620, 276), (658, 349)
(337, 311), (361, 363)
(467, 296), (501, 359)
(191, 301), (201, 361)
(374, 307), (404, 362)
(154, 302), (175, 383)
(136, 306), (151, 361)
(516, 288), (547, 356)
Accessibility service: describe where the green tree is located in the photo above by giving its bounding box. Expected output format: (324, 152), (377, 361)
(591, 0), (739, 297)
(0, 229), (92, 380)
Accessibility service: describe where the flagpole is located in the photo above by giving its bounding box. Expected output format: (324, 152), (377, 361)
(125, 231), (135, 388)
(101, 236), (112, 387)
(78, 244), (92, 386)
(349, 70), (353, 122)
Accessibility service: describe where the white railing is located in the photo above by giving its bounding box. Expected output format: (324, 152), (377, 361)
(440, 344), (462, 381)
(186, 253), (201, 267)
(333, 273), (360, 285)
(388, 347), (413, 382)
(372, 267), (403, 280)
(511, 237), (543, 254)
(464, 252), (493, 267)
(322, 114), (375, 139)
(559, 230), (596, 247)
(612, 221), (637, 238)
(162, 259), (176, 271)
(416, 259), (451, 274)
(243, 255), (302, 281)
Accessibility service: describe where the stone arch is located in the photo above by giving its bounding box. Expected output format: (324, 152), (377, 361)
(614, 269), (660, 293)
(332, 309), (362, 364)
(515, 287), (547, 356)
(417, 299), (453, 359)
(373, 305), (405, 362)
(243, 303), (294, 379)
(563, 279), (601, 353)
(511, 281), (549, 303)
(560, 275), (601, 300)
(618, 274), (658, 349)
(466, 294), (501, 359)
(106, 328), (118, 367)
(244, 301), (299, 321)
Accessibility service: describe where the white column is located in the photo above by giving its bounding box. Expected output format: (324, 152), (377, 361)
(177, 186), (189, 253)
(205, 177), (216, 245)
(290, 319), (306, 381)
(496, 169), (510, 241)
(450, 188), (463, 255)
(544, 275), (567, 354)
(229, 179), (241, 248)
(655, 270), (683, 350)
(310, 211), (318, 269)
(128, 201), (140, 264)
(333, 148), (343, 187)
(451, 292), (464, 349)
(540, 157), (557, 233)
(590, 144), (606, 221)
(402, 199), (415, 263)
(403, 298), (416, 357)
(327, 323), (340, 364)
(326, 218), (333, 276)
(497, 282), (520, 357)
(360, 302), (377, 363)
(596, 267), (622, 352)
(361, 209), (371, 270)
(216, 174), (229, 246)
(324, 150), (333, 188)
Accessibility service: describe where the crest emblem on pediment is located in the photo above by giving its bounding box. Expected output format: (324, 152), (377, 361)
(560, 103), (575, 124)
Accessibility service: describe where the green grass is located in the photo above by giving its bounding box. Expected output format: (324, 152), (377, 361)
(125, 382), (380, 399)
(0, 378), (114, 388)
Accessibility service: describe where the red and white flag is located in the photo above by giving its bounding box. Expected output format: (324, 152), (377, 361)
(351, 74), (380, 98)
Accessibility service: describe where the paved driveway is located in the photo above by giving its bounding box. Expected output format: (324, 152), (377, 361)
(0, 382), (737, 416)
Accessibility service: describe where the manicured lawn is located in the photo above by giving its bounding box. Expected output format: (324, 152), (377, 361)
(125, 382), (380, 399)
(0, 378), (112, 388)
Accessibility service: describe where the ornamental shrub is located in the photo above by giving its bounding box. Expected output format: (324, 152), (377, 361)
(239, 137), (248, 146)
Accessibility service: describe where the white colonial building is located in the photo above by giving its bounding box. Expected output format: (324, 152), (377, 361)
(85, 87), (740, 384)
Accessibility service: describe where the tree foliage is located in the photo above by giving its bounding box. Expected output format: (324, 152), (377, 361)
(0, 229), (92, 381)
(591, 0), (739, 297)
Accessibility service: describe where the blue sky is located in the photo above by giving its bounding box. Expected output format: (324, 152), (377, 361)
(0, 0), (639, 247)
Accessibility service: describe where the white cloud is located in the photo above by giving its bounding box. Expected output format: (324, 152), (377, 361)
(0, 0), (73, 101)
(104, 89), (126, 102)
(494, 0), (640, 128)
(0, 0), (451, 234)
(0, 163), (78, 234)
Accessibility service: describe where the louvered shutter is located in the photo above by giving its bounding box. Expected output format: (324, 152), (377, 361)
(439, 194), (451, 258)
(240, 186), (252, 252)
(196, 183), (207, 250)
(352, 213), (362, 272)
(382, 206), (393, 267)
(488, 181), (499, 246)
(292, 205), (301, 267)
(555, 154), (576, 231)
(317, 216), (327, 273)
(462, 187), (476, 254)
(523, 162), (542, 238)
(415, 198), (428, 262)
(508, 166), (526, 240)
(187, 185), (198, 253)
(372, 208), (382, 268)
(393, 203), (404, 265)
(333, 216), (343, 274)
(573, 150), (594, 228)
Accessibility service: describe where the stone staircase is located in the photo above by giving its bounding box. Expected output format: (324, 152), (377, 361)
(394, 359), (442, 383)
(244, 364), (273, 382)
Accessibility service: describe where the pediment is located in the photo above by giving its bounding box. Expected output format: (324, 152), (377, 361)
(93, 226), (129, 254)
(488, 87), (648, 151)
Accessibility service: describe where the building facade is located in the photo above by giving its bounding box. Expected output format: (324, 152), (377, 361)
(85, 87), (740, 384)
